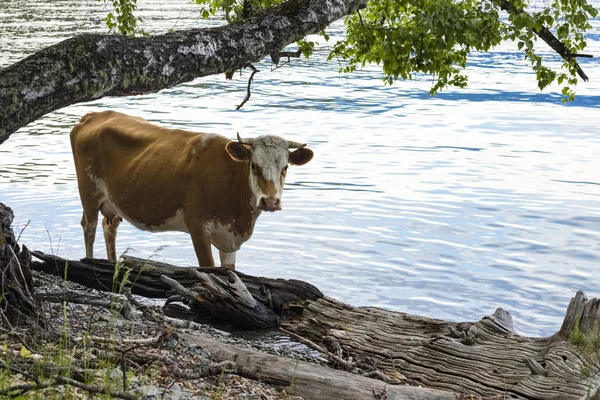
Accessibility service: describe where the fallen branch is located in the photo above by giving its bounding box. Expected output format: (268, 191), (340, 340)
(38, 291), (133, 320)
(53, 375), (136, 400)
(0, 382), (57, 398)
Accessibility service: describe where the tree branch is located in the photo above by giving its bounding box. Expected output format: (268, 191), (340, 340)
(0, 0), (369, 145)
(499, 0), (591, 81)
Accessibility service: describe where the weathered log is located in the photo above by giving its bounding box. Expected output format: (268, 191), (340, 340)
(161, 269), (282, 329)
(282, 294), (600, 400)
(30, 251), (320, 328)
(30, 251), (322, 304)
(179, 332), (457, 400)
(30, 250), (600, 398)
(0, 202), (44, 328)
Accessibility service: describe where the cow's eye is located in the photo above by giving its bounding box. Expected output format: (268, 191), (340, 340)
(282, 166), (288, 174)
(251, 163), (257, 171)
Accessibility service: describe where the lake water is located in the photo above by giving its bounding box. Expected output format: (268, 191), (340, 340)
(1, 0), (599, 337)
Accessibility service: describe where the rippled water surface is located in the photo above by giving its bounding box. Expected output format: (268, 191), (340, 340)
(2, 0), (600, 337)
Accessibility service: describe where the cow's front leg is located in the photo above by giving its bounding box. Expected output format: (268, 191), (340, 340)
(219, 251), (236, 270)
(189, 226), (215, 267)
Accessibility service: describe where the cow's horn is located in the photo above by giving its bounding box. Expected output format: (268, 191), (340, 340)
(287, 140), (306, 149)
(237, 132), (254, 145)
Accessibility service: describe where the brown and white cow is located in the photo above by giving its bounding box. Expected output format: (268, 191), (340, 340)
(70, 110), (313, 269)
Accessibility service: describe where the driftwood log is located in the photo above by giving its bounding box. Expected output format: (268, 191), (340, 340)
(180, 332), (457, 400)
(282, 293), (600, 400)
(30, 251), (600, 399)
(31, 251), (321, 303)
(30, 251), (321, 329)
(160, 269), (283, 329)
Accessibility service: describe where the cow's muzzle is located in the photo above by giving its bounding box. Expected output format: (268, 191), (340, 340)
(259, 197), (281, 212)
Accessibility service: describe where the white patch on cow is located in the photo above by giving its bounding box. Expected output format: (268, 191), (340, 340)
(219, 251), (236, 269)
(207, 220), (251, 253)
(145, 209), (188, 233)
(247, 135), (289, 208)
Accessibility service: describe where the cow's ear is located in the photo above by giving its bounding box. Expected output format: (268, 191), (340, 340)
(226, 142), (251, 161)
(289, 148), (314, 166)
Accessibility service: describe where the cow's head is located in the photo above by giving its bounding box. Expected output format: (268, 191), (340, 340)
(226, 133), (313, 212)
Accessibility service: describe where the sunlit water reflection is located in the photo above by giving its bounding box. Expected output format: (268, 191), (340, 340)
(1, 0), (600, 337)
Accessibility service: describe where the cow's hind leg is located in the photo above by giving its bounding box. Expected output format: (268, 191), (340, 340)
(219, 251), (236, 270)
(81, 212), (98, 258)
(102, 216), (122, 262)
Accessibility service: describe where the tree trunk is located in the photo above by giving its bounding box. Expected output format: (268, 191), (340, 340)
(282, 294), (600, 400)
(0, 202), (43, 328)
(0, 0), (369, 145)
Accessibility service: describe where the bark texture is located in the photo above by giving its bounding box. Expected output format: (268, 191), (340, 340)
(180, 332), (457, 400)
(30, 251), (322, 304)
(30, 251), (322, 328)
(161, 268), (284, 329)
(0, 0), (368, 145)
(282, 294), (600, 400)
(0, 202), (43, 327)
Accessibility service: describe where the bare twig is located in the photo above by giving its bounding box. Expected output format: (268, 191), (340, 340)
(53, 375), (137, 400)
(38, 291), (133, 320)
(0, 382), (56, 398)
(236, 65), (260, 110)
(15, 220), (30, 243)
(0, 359), (40, 384)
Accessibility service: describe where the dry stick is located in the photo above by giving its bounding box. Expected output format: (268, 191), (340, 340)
(0, 359), (135, 399)
(236, 66), (260, 110)
(53, 375), (137, 400)
(0, 359), (40, 384)
(0, 382), (57, 397)
(279, 327), (356, 370)
(39, 291), (133, 319)
(74, 335), (161, 346)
